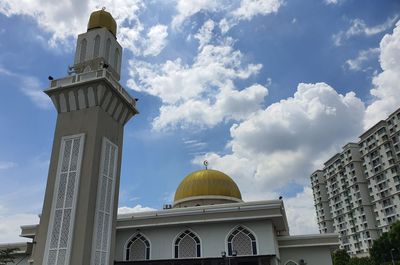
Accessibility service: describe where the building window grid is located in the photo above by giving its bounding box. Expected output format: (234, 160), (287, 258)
(174, 230), (201, 259)
(227, 226), (257, 256)
(125, 234), (150, 261)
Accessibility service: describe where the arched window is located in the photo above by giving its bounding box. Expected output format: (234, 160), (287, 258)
(79, 39), (87, 62)
(114, 48), (120, 69)
(285, 261), (298, 265)
(93, 35), (100, 58)
(125, 233), (150, 261)
(227, 226), (257, 256)
(174, 230), (201, 258)
(105, 39), (111, 61)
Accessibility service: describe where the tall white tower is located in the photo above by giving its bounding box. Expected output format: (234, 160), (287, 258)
(32, 9), (138, 265)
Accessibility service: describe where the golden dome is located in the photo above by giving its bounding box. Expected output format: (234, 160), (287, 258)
(87, 9), (117, 37)
(174, 169), (242, 204)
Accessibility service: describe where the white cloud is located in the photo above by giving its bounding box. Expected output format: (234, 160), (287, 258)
(365, 20), (400, 128)
(194, 19), (215, 50)
(193, 82), (365, 198)
(333, 16), (398, 46)
(0, 0), (165, 56)
(0, 66), (51, 109)
(171, 0), (224, 29)
(285, 187), (319, 235)
(345, 47), (379, 71)
(128, 40), (265, 130)
(118, 205), (156, 214)
(0, 161), (16, 170)
(0, 213), (39, 243)
(217, 0), (283, 33)
(143, 24), (169, 57)
(231, 0), (282, 21)
(324, 0), (344, 5)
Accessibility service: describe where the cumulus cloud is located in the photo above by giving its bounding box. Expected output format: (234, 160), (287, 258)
(231, 0), (282, 21)
(0, 213), (39, 243)
(0, 0), (168, 56)
(143, 25), (169, 56)
(171, 0), (224, 29)
(333, 16), (398, 46)
(194, 83), (365, 198)
(365, 20), (400, 128)
(128, 40), (266, 130)
(218, 0), (282, 33)
(345, 47), (379, 71)
(285, 187), (318, 234)
(194, 19), (215, 50)
(118, 205), (157, 215)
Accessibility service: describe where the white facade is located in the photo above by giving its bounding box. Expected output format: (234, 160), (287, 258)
(311, 107), (400, 256)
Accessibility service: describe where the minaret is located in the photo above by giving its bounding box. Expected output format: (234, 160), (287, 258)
(33, 9), (138, 265)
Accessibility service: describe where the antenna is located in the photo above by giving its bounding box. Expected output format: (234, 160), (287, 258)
(203, 160), (208, 170)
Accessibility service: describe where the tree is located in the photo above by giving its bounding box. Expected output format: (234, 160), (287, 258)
(347, 257), (375, 265)
(370, 220), (400, 265)
(0, 248), (18, 265)
(332, 249), (350, 265)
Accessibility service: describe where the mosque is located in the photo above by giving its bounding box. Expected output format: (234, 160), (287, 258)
(0, 10), (338, 265)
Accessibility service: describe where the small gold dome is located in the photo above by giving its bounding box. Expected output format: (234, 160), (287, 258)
(87, 9), (117, 36)
(174, 169), (242, 204)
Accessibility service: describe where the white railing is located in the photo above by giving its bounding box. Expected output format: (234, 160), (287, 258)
(50, 70), (136, 106)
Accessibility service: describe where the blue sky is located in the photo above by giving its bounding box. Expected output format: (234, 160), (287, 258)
(0, 0), (400, 242)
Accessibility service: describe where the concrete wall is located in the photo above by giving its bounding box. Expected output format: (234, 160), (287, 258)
(115, 220), (277, 261)
(279, 246), (333, 265)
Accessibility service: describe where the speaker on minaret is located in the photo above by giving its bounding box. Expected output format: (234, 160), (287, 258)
(32, 9), (138, 265)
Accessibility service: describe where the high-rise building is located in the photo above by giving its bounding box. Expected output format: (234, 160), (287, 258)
(311, 107), (400, 256)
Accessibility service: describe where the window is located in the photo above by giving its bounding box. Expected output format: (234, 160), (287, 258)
(80, 39), (87, 62)
(93, 35), (100, 58)
(174, 230), (201, 258)
(285, 261), (298, 265)
(114, 48), (120, 70)
(125, 233), (150, 261)
(105, 39), (111, 61)
(227, 226), (257, 256)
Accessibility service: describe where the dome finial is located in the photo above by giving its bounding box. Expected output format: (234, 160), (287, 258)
(102, 6), (106, 11)
(203, 160), (208, 170)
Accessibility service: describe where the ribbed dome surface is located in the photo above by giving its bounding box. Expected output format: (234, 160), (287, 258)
(174, 169), (242, 203)
(87, 9), (117, 36)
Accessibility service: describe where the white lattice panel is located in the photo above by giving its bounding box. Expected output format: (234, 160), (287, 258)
(44, 134), (84, 265)
(232, 232), (252, 255)
(179, 236), (196, 258)
(91, 138), (118, 265)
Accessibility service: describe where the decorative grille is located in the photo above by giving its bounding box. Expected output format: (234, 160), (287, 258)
(125, 233), (150, 261)
(227, 226), (257, 256)
(92, 138), (118, 265)
(174, 230), (201, 258)
(45, 134), (85, 265)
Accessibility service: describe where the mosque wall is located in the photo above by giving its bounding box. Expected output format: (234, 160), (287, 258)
(279, 246), (334, 265)
(114, 219), (277, 261)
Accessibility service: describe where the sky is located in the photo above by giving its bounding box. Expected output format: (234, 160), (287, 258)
(0, 0), (400, 243)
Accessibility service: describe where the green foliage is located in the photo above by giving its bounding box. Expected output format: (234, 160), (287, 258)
(347, 257), (375, 265)
(332, 249), (350, 265)
(0, 248), (18, 265)
(370, 221), (400, 265)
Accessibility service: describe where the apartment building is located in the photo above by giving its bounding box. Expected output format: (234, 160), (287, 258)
(311, 108), (400, 256)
